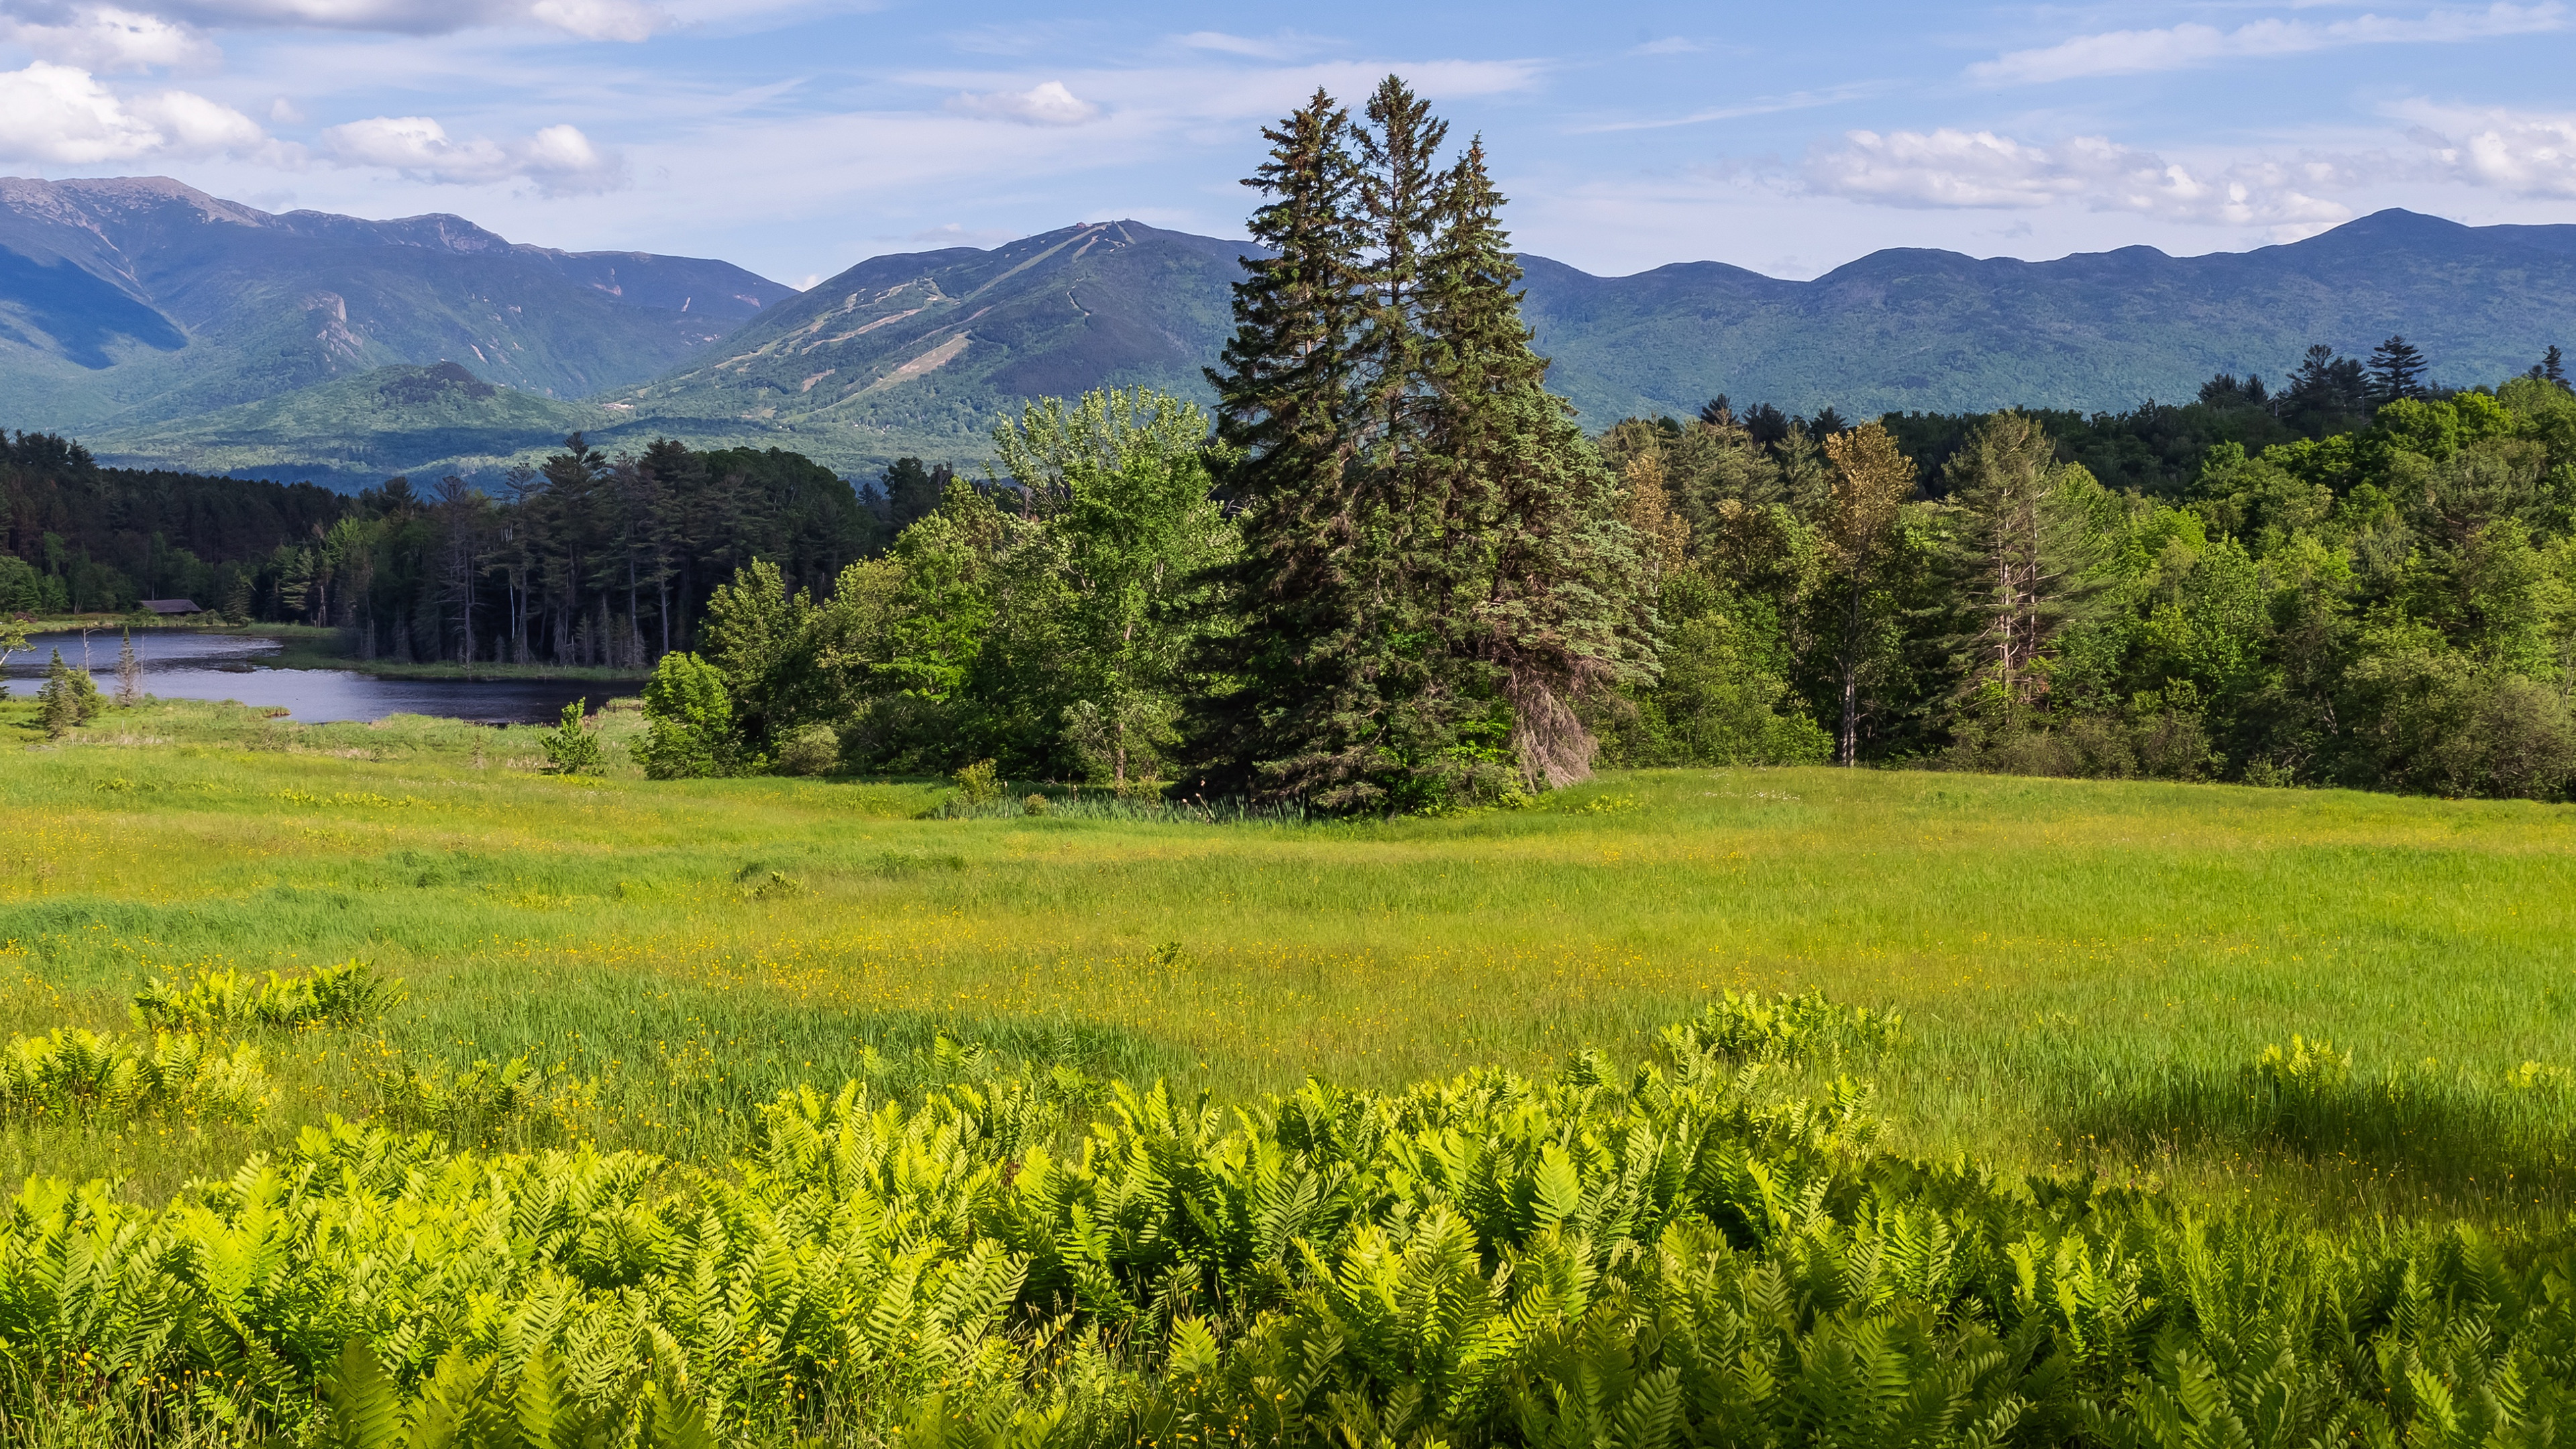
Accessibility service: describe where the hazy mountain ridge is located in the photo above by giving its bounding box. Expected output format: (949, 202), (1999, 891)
(13, 178), (2576, 489)
(0, 176), (798, 432)
(1521, 210), (2576, 424)
(82, 360), (609, 486)
(601, 206), (2576, 476)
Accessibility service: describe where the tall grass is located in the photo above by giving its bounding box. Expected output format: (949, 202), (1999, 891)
(5, 695), (2576, 1225)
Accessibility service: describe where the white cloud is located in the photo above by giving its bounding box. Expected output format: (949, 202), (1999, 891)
(0, 5), (219, 71)
(1630, 36), (1701, 56)
(1969, 2), (2565, 85)
(944, 79), (1099, 126)
(2401, 103), (2576, 197)
(321, 113), (623, 193)
(0, 58), (262, 160)
(1576, 83), (1882, 134)
(150, 0), (669, 40)
(1173, 30), (1330, 60)
(1809, 127), (2353, 227)
(904, 58), (1541, 131)
(525, 0), (661, 42)
(142, 80), (258, 146)
(899, 221), (1017, 246)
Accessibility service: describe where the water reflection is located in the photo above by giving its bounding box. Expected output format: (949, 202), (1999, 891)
(2, 631), (615, 724)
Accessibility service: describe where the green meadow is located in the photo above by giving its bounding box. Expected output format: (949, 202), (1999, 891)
(7, 694), (2573, 1226)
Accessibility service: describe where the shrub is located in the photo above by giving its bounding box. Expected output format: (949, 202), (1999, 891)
(774, 721), (841, 776)
(538, 698), (603, 775)
(637, 652), (737, 779)
(133, 959), (396, 1032)
(17, 1008), (2576, 1447)
(954, 759), (1001, 802)
(368, 1055), (594, 1146)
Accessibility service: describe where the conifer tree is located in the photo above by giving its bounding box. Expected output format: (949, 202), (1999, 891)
(2367, 335), (2430, 407)
(113, 628), (141, 708)
(1188, 80), (1653, 808)
(1941, 413), (2098, 729)
(1187, 89), (1375, 805)
(1428, 136), (1650, 789)
(35, 649), (99, 737)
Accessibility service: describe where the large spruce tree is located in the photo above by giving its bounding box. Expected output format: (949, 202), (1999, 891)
(1187, 78), (1652, 809)
(1185, 89), (1374, 805)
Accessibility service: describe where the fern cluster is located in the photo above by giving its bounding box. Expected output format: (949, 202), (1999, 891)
(131, 959), (396, 1033)
(7, 1022), (2576, 1445)
(366, 1055), (596, 1148)
(1662, 988), (1906, 1065)
(0, 1028), (267, 1124)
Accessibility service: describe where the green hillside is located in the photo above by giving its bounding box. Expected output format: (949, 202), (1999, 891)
(600, 219), (1246, 470)
(83, 362), (609, 488)
(613, 207), (2576, 470)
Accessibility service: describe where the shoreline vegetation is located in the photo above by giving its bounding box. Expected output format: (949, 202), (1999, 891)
(4, 616), (651, 682)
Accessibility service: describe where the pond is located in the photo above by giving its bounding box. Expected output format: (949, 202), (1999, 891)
(2, 631), (619, 724)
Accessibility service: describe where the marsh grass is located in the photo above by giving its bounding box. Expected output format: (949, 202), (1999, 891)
(7, 693), (2576, 1222)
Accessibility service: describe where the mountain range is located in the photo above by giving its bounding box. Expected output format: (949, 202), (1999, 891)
(6, 176), (2575, 490)
(0, 176), (790, 436)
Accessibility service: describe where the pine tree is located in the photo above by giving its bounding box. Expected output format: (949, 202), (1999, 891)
(1428, 136), (1650, 790)
(113, 628), (141, 708)
(1187, 80), (1653, 808)
(1336, 78), (1458, 799)
(2534, 344), (2568, 388)
(2367, 335), (2429, 408)
(1941, 413), (2098, 731)
(35, 649), (95, 737)
(1185, 89), (1373, 805)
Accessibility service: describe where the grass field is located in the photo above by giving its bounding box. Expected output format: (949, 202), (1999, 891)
(7, 692), (2575, 1232)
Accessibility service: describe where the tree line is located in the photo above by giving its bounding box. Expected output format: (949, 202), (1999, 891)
(0, 433), (885, 667)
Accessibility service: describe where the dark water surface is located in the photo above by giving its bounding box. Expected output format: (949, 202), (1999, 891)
(3, 631), (610, 724)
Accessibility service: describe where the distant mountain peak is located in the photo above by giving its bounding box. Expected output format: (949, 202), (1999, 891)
(378, 361), (497, 406)
(3, 174), (263, 228)
(0, 176), (802, 430)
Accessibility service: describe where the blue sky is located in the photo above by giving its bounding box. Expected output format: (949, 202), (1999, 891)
(1, 0), (2571, 286)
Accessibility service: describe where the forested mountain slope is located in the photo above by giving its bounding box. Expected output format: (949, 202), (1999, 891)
(0, 176), (798, 431)
(621, 207), (2576, 472)
(610, 220), (1245, 458)
(1525, 209), (2576, 422)
(14, 177), (2575, 486)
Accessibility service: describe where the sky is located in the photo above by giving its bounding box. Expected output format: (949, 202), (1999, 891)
(0, 0), (2571, 287)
